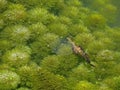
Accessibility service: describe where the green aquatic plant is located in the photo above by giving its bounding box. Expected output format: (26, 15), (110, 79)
(41, 54), (79, 76)
(3, 4), (27, 24)
(65, 0), (82, 7)
(99, 4), (117, 25)
(2, 47), (30, 68)
(17, 65), (35, 88)
(41, 0), (65, 15)
(97, 84), (112, 90)
(106, 28), (120, 51)
(96, 50), (114, 62)
(82, 0), (118, 26)
(28, 7), (57, 25)
(0, 39), (12, 52)
(28, 8), (48, 23)
(28, 22), (48, 41)
(41, 55), (60, 74)
(0, 17), (4, 29)
(41, 56), (60, 73)
(87, 40), (105, 56)
(74, 33), (95, 48)
(11, 0), (41, 9)
(32, 68), (68, 90)
(1, 25), (31, 45)
(56, 44), (73, 55)
(68, 24), (89, 36)
(103, 76), (120, 90)
(0, 0), (120, 89)
(55, 55), (79, 76)
(86, 13), (106, 30)
(69, 64), (96, 83)
(0, 70), (20, 90)
(58, 16), (72, 26)
(94, 50), (117, 79)
(48, 22), (68, 36)
(61, 6), (81, 24)
(17, 87), (30, 90)
(0, 0), (7, 12)
(31, 33), (60, 62)
(74, 81), (96, 90)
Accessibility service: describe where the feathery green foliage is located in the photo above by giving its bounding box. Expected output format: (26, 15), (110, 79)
(0, 0), (120, 90)
(0, 70), (20, 90)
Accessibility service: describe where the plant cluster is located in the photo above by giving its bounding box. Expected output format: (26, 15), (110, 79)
(0, 0), (120, 90)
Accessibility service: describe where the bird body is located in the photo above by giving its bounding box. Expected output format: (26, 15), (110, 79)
(67, 37), (84, 55)
(67, 37), (95, 67)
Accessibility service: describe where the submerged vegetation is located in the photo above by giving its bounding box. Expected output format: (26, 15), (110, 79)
(0, 0), (120, 90)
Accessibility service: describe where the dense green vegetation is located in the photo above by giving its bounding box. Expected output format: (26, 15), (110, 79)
(0, 0), (120, 90)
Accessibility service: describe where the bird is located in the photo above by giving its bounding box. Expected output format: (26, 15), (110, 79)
(67, 37), (95, 67)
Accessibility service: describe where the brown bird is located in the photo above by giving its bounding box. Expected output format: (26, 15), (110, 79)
(67, 37), (95, 67)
